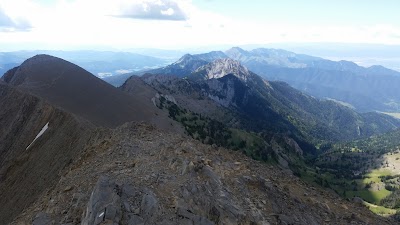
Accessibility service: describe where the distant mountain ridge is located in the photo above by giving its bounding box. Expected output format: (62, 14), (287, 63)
(132, 58), (400, 144)
(224, 47), (400, 112)
(145, 47), (400, 112)
(147, 46), (400, 78)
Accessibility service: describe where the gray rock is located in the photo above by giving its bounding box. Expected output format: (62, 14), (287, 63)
(104, 205), (118, 220)
(278, 214), (294, 225)
(33, 212), (52, 225)
(177, 207), (214, 225)
(353, 197), (364, 205)
(127, 213), (144, 225)
(140, 190), (159, 220)
(81, 176), (122, 225)
(123, 200), (132, 212)
(255, 221), (271, 225)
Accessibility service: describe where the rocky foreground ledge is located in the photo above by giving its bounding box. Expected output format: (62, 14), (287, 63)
(13, 123), (394, 225)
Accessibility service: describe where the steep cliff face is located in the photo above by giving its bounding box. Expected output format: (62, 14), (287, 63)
(0, 83), (97, 224)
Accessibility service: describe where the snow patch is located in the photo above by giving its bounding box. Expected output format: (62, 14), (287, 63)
(26, 122), (49, 150)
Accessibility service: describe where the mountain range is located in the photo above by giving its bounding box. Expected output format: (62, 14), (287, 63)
(1, 53), (399, 224)
(143, 55), (400, 142)
(144, 47), (400, 113)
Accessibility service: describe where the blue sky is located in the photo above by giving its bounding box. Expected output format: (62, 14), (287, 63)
(0, 0), (399, 50)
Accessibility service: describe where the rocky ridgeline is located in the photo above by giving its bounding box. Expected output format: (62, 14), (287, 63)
(11, 123), (393, 225)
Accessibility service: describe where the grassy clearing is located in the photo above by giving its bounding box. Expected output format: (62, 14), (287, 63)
(347, 169), (393, 204)
(364, 202), (397, 216)
(346, 189), (391, 204)
(382, 151), (400, 174)
(320, 169), (394, 204)
(363, 169), (393, 184)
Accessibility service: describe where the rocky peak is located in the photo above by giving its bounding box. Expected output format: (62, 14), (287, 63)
(194, 58), (252, 81)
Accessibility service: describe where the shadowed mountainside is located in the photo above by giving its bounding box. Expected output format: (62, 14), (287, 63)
(2, 54), (176, 129)
(0, 82), (96, 224)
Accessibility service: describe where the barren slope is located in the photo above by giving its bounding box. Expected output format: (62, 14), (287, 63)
(11, 123), (395, 224)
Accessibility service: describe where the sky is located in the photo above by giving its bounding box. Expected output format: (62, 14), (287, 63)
(0, 0), (400, 51)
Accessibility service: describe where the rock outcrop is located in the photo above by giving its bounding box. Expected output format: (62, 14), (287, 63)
(194, 58), (252, 81)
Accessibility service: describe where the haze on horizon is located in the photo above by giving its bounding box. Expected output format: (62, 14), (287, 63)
(1, 0), (400, 51)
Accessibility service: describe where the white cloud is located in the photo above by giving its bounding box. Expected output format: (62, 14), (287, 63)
(114, 0), (187, 21)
